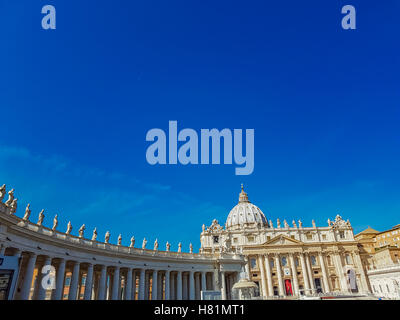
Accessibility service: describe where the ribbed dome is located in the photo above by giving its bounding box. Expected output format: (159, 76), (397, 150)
(225, 185), (268, 230)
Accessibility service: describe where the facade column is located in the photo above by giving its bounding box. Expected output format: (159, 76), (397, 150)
(20, 253), (37, 300)
(195, 273), (200, 299)
(299, 253), (310, 295)
(263, 254), (273, 297)
(189, 270), (195, 300)
(258, 255), (268, 298)
(318, 252), (330, 293)
(165, 270), (170, 300)
(53, 258), (66, 300)
(124, 268), (132, 300)
(98, 265), (107, 300)
(274, 254), (285, 296)
(332, 251), (348, 293)
(305, 253), (316, 293)
(176, 271), (183, 300)
(84, 264), (94, 300)
(220, 271), (227, 300)
(289, 254), (299, 296)
(68, 262), (80, 300)
(151, 270), (158, 300)
(36, 256), (52, 300)
(170, 272), (176, 300)
(352, 251), (370, 293)
(139, 269), (145, 300)
(111, 267), (120, 300)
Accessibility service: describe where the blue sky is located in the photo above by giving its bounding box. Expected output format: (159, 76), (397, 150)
(0, 1), (399, 251)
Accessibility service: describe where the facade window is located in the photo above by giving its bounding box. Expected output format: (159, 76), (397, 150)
(250, 258), (257, 269)
(322, 235), (327, 240)
(266, 236), (271, 241)
(339, 231), (345, 239)
(213, 236), (219, 244)
(247, 236), (255, 242)
(233, 238), (238, 243)
(306, 234), (313, 240)
(311, 255), (317, 266)
(270, 259), (274, 268)
(327, 255), (332, 266)
(345, 254), (352, 265)
(295, 258), (299, 267)
(281, 256), (287, 266)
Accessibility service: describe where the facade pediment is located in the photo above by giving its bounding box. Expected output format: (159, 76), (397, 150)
(261, 235), (304, 246)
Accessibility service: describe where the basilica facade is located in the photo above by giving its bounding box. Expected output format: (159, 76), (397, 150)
(200, 186), (370, 298)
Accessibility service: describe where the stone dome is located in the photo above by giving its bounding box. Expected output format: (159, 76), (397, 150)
(225, 185), (268, 230)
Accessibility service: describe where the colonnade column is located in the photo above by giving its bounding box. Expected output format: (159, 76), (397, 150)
(98, 265), (107, 300)
(176, 271), (183, 300)
(68, 262), (80, 300)
(318, 252), (330, 293)
(132, 271), (137, 300)
(53, 258), (66, 300)
(83, 264), (94, 300)
(332, 251), (348, 293)
(274, 254), (285, 296)
(139, 269), (145, 300)
(111, 266), (120, 300)
(289, 254), (299, 296)
(165, 271), (170, 300)
(124, 268), (132, 300)
(201, 272), (206, 294)
(299, 253), (310, 294)
(189, 271), (195, 300)
(20, 253), (37, 300)
(258, 255), (268, 298)
(37, 256), (52, 300)
(152, 270), (158, 300)
(170, 273), (176, 300)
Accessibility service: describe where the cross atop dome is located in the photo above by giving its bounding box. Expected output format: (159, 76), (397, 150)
(238, 184), (249, 203)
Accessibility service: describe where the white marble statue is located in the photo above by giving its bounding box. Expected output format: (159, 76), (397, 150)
(130, 236), (135, 247)
(298, 219), (303, 228)
(5, 188), (14, 206)
(284, 219), (289, 228)
(166, 241), (170, 251)
(37, 209), (44, 226)
(52, 214), (58, 231)
(118, 234), (122, 246)
(10, 199), (17, 214)
(269, 220), (273, 228)
(0, 184), (6, 202)
(23, 204), (31, 221)
(92, 228), (97, 241)
(189, 243), (193, 254)
(277, 218), (281, 228)
(154, 239), (159, 251)
(142, 238), (147, 249)
(312, 219), (316, 228)
(292, 220), (297, 228)
(78, 224), (85, 238)
(178, 242), (182, 253)
(202, 224), (205, 232)
(66, 221), (72, 234)
(105, 231), (110, 244)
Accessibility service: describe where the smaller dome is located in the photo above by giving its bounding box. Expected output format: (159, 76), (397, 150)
(225, 185), (268, 230)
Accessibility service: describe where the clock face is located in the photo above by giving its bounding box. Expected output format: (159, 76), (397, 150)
(284, 268), (291, 276)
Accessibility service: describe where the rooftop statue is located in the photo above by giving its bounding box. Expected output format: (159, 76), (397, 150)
(118, 234), (122, 246)
(284, 219), (289, 228)
(52, 214), (58, 231)
(105, 231), (110, 243)
(178, 242), (182, 253)
(23, 204), (31, 221)
(277, 218), (281, 228)
(189, 243), (193, 253)
(10, 199), (18, 214)
(298, 219), (303, 228)
(78, 224), (85, 238)
(0, 184), (6, 202)
(142, 238), (147, 249)
(312, 219), (316, 228)
(166, 241), (170, 251)
(130, 236), (135, 247)
(37, 209), (44, 226)
(154, 239), (159, 251)
(269, 220), (273, 228)
(92, 228), (97, 241)
(5, 188), (14, 207)
(66, 221), (72, 234)
(292, 220), (297, 228)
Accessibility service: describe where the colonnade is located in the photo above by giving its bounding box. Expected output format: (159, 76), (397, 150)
(2, 246), (223, 300)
